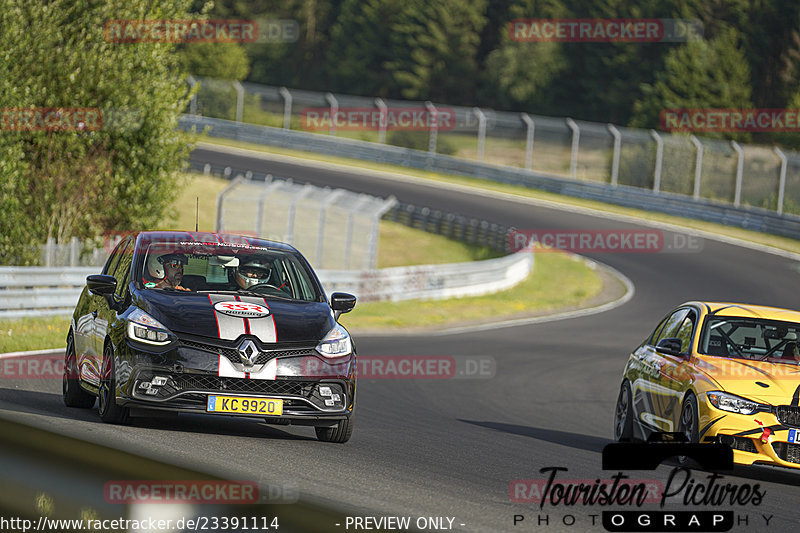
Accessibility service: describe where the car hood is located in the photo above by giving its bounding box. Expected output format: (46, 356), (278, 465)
(134, 290), (335, 344)
(694, 355), (800, 403)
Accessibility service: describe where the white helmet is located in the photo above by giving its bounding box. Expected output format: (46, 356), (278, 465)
(235, 259), (272, 289)
(147, 253), (187, 280)
(147, 254), (166, 280)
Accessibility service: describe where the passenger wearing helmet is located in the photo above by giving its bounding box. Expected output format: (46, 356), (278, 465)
(147, 252), (190, 291)
(234, 259), (272, 290)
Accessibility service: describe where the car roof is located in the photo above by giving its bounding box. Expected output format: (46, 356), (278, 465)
(135, 230), (299, 253)
(685, 301), (800, 322)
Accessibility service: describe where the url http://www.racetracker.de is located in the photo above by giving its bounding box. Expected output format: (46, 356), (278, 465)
(0, 515), (281, 532)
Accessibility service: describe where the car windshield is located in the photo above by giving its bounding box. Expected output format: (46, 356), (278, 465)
(700, 317), (800, 363)
(134, 238), (321, 302)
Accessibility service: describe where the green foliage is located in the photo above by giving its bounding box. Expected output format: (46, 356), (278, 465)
(630, 27), (753, 137)
(386, 0), (488, 103)
(387, 131), (457, 155)
(179, 43), (250, 80)
(0, 0), (195, 265)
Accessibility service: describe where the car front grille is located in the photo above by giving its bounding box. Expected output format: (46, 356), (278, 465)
(775, 406), (800, 428)
(176, 375), (311, 396)
(772, 442), (800, 464)
(179, 338), (316, 365)
(731, 436), (757, 454)
(134, 371), (346, 410)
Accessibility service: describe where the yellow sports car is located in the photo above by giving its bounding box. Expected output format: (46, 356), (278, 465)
(614, 301), (800, 469)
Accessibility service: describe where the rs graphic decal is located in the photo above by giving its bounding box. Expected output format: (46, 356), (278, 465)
(218, 354), (277, 380)
(208, 295), (277, 343)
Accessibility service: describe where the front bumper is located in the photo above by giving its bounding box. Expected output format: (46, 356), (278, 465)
(701, 406), (800, 470)
(117, 335), (355, 425)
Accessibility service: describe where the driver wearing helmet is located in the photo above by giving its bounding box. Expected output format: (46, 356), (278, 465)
(147, 252), (190, 291)
(234, 259), (272, 290)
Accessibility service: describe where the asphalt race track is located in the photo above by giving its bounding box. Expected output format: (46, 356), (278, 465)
(3, 144), (800, 532)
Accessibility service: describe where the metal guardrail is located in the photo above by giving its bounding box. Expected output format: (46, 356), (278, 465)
(321, 251), (532, 302)
(0, 207), (528, 317)
(0, 268), (95, 318)
(0, 252), (532, 316)
(182, 115), (800, 241)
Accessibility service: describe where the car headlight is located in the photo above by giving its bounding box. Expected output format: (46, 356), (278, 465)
(127, 309), (173, 346)
(316, 324), (352, 358)
(706, 391), (768, 415)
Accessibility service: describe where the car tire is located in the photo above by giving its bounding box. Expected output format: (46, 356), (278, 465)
(62, 333), (95, 409)
(678, 393), (699, 465)
(614, 381), (634, 441)
(315, 417), (354, 443)
(98, 342), (129, 424)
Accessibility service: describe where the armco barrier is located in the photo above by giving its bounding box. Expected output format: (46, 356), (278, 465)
(320, 251), (532, 302)
(182, 115), (800, 241)
(0, 252), (532, 317)
(0, 267), (96, 318)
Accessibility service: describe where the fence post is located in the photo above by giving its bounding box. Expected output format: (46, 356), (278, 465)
(279, 87), (292, 129)
(520, 113), (535, 170)
(690, 135), (703, 200)
(187, 75), (198, 115)
(473, 107), (486, 161)
(731, 141), (744, 207)
(365, 196), (398, 270)
(425, 101), (438, 154)
(70, 237), (80, 267)
(343, 196), (373, 269)
(607, 124), (621, 186)
(233, 81), (244, 123)
(286, 184), (313, 245)
(775, 147), (788, 215)
(566, 118), (580, 179)
(316, 189), (345, 268)
(45, 238), (55, 267)
(215, 176), (244, 232)
(325, 92), (338, 136)
(649, 130), (663, 193)
(255, 176), (283, 237)
(375, 98), (388, 144)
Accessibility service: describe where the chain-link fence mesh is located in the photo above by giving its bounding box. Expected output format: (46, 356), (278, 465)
(188, 77), (800, 216)
(216, 176), (396, 270)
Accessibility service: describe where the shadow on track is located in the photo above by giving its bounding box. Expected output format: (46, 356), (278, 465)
(0, 387), (314, 441)
(459, 419), (609, 453)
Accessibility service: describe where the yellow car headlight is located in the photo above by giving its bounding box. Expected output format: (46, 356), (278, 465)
(706, 391), (768, 415)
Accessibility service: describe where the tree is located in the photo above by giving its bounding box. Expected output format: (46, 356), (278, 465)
(386, 0), (488, 104)
(630, 26), (753, 136)
(0, 0), (196, 264)
(327, 0), (404, 97)
(482, 0), (568, 110)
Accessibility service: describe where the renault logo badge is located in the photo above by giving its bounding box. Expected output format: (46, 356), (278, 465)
(238, 339), (259, 367)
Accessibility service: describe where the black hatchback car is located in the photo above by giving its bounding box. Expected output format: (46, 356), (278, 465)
(63, 231), (357, 443)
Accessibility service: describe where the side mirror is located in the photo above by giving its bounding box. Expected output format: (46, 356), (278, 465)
(87, 274), (117, 296)
(656, 337), (683, 355)
(330, 292), (357, 317)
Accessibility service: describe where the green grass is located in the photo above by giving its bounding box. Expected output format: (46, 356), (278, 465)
(0, 316), (69, 354)
(376, 221), (502, 268)
(204, 137), (800, 256)
(339, 252), (602, 330)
